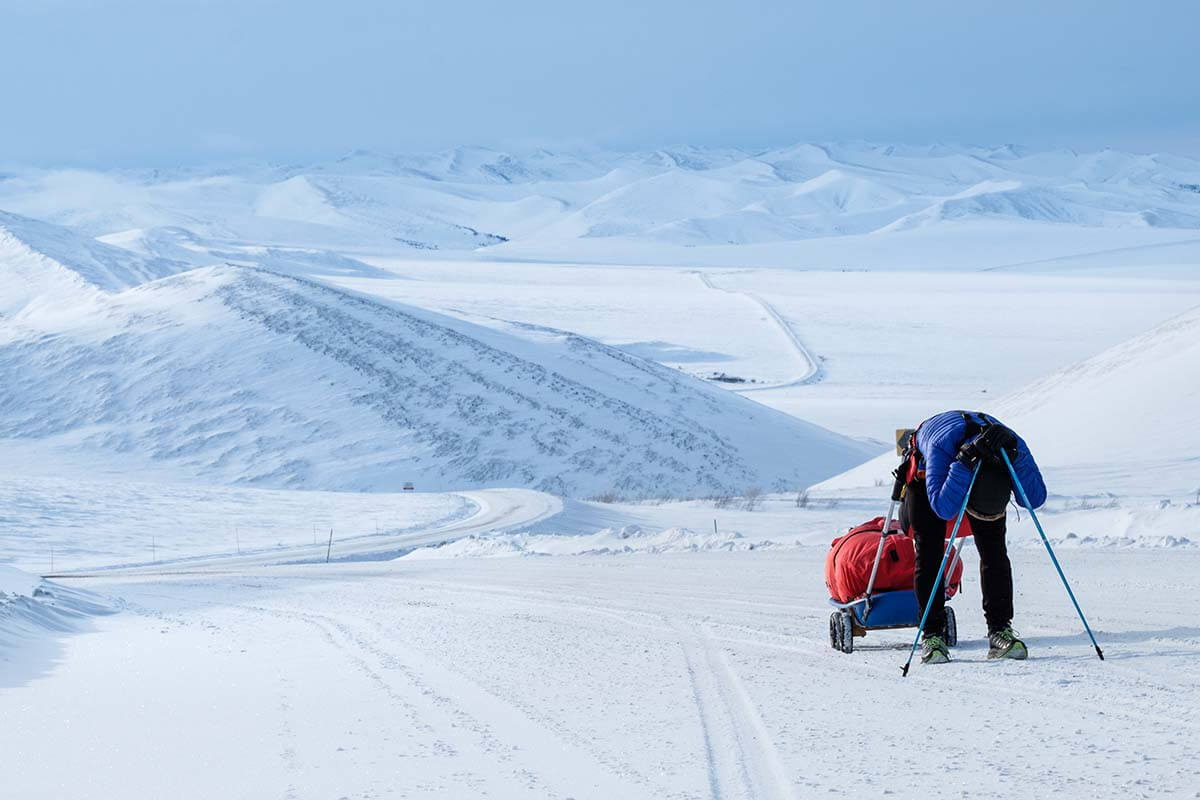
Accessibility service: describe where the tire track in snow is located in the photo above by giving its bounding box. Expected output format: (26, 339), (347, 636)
(382, 573), (1200, 746)
(238, 600), (646, 798)
(693, 270), (821, 392)
(707, 632), (798, 800)
(674, 620), (798, 800)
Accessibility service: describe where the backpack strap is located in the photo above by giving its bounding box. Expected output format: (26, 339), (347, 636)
(902, 425), (925, 484)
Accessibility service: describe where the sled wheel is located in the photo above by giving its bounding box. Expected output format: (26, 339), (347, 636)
(840, 610), (855, 654)
(943, 606), (958, 648)
(829, 612), (840, 650)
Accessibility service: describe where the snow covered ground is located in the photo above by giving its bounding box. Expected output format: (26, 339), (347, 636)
(3, 547), (1197, 799)
(0, 223), (874, 497)
(2, 142), (1199, 798)
(4, 143), (1200, 266)
(328, 261), (1200, 438)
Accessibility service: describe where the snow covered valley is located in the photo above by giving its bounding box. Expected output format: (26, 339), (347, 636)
(2, 143), (1199, 798)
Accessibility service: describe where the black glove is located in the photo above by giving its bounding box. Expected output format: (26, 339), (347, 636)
(956, 435), (983, 467)
(977, 424), (1019, 463)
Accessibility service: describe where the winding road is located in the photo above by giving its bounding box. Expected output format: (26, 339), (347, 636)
(693, 270), (822, 391)
(47, 488), (563, 577)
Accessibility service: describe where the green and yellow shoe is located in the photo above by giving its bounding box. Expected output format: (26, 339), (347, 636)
(988, 627), (1029, 660)
(921, 634), (951, 664)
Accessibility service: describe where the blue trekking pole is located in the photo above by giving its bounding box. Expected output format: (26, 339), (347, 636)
(1001, 450), (1104, 661)
(901, 461), (981, 677)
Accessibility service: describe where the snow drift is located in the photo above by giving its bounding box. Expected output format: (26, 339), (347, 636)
(403, 524), (782, 559)
(0, 565), (115, 674)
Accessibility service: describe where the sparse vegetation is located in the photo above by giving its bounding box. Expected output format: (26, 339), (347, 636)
(1070, 493), (1121, 510)
(795, 488), (810, 508)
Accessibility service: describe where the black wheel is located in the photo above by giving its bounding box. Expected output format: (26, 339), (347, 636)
(829, 612), (840, 650)
(943, 606), (958, 648)
(840, 610), (855, 653)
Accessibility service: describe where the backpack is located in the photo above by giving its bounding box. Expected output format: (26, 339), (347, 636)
(824, 516), (965, 603)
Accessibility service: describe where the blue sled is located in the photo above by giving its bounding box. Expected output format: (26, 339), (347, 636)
(828, 590), (957, 653)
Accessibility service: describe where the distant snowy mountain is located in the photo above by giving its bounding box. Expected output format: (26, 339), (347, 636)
(0, 264), (873, 496)
(3, 143), (1199, 261)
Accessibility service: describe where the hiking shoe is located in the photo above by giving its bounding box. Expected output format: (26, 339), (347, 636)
(921, 634), (950, 664)
(988, 627), (1028, 660)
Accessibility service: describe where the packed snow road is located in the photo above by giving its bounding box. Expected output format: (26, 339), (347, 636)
(3, 547), (1197, 799)
(693, 270), (821, 390)
(48, 489), (561, 576)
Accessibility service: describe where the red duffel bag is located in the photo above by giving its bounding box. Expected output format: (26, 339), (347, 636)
(824, 516), (964, 603)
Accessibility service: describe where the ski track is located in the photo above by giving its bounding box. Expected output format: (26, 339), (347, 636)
(674, 618), (798, 800)
(5, 549), (1200, 799)
(693, 270), (821, 391)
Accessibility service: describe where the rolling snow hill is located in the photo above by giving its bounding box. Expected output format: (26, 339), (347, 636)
(0, 209), (184, 316)
(993, 304), (1200, 494)
(3, 143), (1200, 266)
(0, 265), (874, 496)
(813, 303), (1200, 498)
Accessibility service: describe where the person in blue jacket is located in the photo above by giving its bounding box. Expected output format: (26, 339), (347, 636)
(900, 410), (1047, 664)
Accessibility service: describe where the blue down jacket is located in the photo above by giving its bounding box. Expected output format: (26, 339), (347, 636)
(915, 410), (1047, 521)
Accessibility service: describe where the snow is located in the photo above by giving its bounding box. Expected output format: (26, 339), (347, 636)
(328, 262), (1200, 439)
(816, 303), (1200, 499)
(998, 306), (1200, 490)
(0, 263), (872, 497)
(3, 141), (1200, 798)
(406, 525), (767, 559)
(0, 564), (41, 598)
(0, 474), (476, 572)
(0, 564), (113, 689)
(3, 142), (1200, 263)
(0, 209), (183, 316)
(3, 549), (1198, 799)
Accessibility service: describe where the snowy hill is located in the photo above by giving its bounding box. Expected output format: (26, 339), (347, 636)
(0, 209), (184, 316)
(0, 265), (873, 496)
(813, 303), (1200, 497)
(4, 143), (1200, 265)
(993, 304), (1200, 494)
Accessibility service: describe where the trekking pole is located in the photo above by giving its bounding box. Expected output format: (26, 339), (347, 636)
(862, 498), (897, 620)
(1000, 450), (1104, 661)
(901, 461), (981, 677)
(865, 467), (908, 618)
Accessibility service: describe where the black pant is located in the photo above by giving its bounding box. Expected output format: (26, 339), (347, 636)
(902, 478), (1014, 635)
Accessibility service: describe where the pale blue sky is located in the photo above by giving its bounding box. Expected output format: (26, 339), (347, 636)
(2, 0), (1197, 165)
